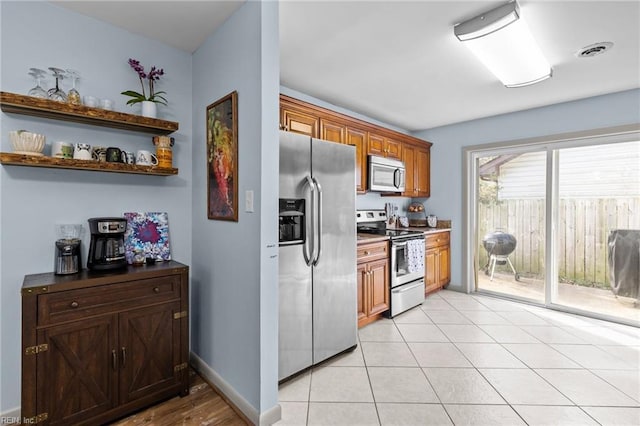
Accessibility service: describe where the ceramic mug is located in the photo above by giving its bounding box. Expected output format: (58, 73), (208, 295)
(52, 141), (73, 159)
(135, 150), (158, 166)
(83, 95), (98, 108)
(100, 98), (114, 111)
(123, 151), (135, 165)
(91, 146), (107, 162)
(106, 147), (124, 163)
(73, 143), (92, 160)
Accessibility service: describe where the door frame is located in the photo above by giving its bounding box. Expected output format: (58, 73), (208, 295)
(462, 124), (640, 325)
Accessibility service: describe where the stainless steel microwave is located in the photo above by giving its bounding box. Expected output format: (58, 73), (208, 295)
(368, 155), (406, 192)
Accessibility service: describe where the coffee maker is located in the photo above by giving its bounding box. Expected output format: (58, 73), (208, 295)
(87, 217), (128, 271)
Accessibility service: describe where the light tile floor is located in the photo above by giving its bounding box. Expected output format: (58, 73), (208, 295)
(276, 290), (640, 425)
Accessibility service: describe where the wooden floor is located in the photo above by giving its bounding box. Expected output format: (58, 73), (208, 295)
(112, 370), (248, 426)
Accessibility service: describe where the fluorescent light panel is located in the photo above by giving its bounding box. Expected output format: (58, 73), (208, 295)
(454, 1), (552, 88)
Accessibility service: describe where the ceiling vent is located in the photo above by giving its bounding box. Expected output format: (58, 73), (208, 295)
(576, 42), (613, 58)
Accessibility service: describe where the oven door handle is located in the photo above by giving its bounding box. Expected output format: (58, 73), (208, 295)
(303, 175), (316, 267)
(312, 176), (323, 266)
(393, 241), (408, 247)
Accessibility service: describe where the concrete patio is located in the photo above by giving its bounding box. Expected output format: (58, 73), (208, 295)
(477, 271), (639, 325)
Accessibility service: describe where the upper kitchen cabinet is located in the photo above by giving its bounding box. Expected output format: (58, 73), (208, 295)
(319, 118), (345, 143)
(345, 127), (367, 193)
(367, 133), (402, 160)
(280, 96), (319, 137)
(402, 142), (431, 197)
(279, 94), (432, 196)
(319, 117), (367, 193)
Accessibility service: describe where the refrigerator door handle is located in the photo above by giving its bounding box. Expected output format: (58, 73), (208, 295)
(312, 176), (323, 266)
(303, 175), (316, 266)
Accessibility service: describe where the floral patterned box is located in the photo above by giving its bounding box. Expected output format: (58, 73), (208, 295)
(123, 212), (171, 264)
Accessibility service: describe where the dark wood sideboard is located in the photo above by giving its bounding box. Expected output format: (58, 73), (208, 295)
(21, 261), (189, 425)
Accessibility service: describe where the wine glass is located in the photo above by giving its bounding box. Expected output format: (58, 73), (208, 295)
(47, 67), (67, 102)
(27, 68), (48, 98)
(66, 69), (81, 105)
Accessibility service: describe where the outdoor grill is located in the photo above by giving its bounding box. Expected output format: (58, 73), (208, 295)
(482, 231), (520, 281)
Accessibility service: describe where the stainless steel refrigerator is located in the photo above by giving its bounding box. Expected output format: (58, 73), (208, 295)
(278, 130), (357, 381)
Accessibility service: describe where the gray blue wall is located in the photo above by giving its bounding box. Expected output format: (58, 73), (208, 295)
(0, 0), (279, 419)
(413, 88), (640, 291)
(0, 1), (193, 413)
(190, 0), (279, 415)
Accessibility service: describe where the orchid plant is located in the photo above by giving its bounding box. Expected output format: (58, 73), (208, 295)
(121, 59), (167, 105)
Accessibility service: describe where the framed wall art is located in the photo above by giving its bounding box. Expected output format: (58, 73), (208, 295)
(206, 91), (238, 221)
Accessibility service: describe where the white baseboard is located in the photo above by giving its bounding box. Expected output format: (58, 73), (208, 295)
(0, 406), (21, 424)
(190, 352), (281, 425)
(259, 403), (282, 426)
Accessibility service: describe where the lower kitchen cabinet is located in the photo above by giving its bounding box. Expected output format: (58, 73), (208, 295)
(425, 231), (451, 294)
(357, 240), (390, 327)
(21, 261), (189, 426)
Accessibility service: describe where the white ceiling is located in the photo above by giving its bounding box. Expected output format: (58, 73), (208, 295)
(53, 0), (640, 131)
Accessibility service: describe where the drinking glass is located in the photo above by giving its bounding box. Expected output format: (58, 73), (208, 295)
(47, 67), (67, 102)
(66, 69), (81, 105)
(27, 68), (48, 98)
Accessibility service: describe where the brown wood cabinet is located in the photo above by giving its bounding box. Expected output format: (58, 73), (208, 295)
(21, 261), (189, 426)
(280, 107), (318, 137)
(346, 126), (368, 193)
(280, 94), (431, 196)
(367, 133), (402, 160)
(357, 240), (390, 327)
(424, 232), (451, 295)
(402, 144), (431, 197)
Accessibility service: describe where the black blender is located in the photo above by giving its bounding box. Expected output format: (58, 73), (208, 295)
(87, 217), (128, 271)
(54, 224), (82, 275)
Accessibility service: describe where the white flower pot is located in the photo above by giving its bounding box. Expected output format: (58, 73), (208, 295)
(141, 101), (157, 118)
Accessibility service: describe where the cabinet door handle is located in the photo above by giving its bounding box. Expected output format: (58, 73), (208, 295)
(153, 287), (160, 293)
(112, 350), (118, 370)
(121, 347), (126, 368)
(70, 301), (79, 308)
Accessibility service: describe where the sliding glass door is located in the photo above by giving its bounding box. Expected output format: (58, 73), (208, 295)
(554, 141), (640, 322)
(475, 148), (547, 303)
(467, 130), (640, 325)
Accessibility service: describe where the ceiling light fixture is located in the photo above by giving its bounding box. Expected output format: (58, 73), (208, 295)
(454, 1), (552, 88)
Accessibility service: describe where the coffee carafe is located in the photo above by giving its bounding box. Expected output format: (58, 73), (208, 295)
(54, 224), (82, 275)
(87, 217), (128, 271)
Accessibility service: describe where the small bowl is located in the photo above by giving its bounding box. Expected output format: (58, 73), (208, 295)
(9, 130), (45, 156)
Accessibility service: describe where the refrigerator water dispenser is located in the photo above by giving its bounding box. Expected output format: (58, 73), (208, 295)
(279, 198), (305, 245)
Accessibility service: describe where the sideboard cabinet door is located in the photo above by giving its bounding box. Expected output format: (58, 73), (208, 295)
(36, 315), (118, 425)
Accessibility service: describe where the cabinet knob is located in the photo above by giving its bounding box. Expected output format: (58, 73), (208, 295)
(70, 301), (79, 308)
(364, 250), (370, 255)
(153, 287), (160, 293)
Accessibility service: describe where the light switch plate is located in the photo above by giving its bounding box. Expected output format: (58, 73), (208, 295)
(245, 190), (254, 212)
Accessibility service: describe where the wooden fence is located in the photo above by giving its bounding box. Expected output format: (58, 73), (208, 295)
(478, 198), (640, 285)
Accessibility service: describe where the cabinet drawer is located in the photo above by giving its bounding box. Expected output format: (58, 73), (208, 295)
(357, 241), (388, 263)
(425, 232), (450, 249)
(38, 275), (181, 326)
